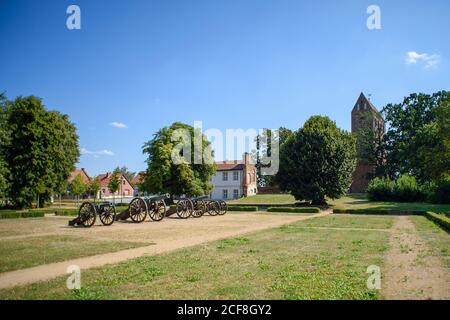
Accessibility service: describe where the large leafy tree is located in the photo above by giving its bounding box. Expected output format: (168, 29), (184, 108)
(382, 91), (449, 182)
(276, 116), (356, 205)
(4, 96), (79, 208)
(0, 93), (9, 199)
(141, 122), (216, 197)
(255, 127), (293, 187)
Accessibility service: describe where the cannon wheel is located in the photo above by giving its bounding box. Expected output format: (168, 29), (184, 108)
(129, 197), (148, 223)
(207, 201), (220, 216)
(149, 200), (166, 221)
(176, 199), (193, 219)
(99, 203), (116, 226)
(218, 200), (227, 215)
(79, 202), (97, 228)
(192, 200), (207, 218)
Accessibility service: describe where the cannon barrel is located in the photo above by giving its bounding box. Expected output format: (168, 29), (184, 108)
(144, 193), (170, 201)
(192, 195), (209, 201)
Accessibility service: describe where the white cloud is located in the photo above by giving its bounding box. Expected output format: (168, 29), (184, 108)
(109, 121), (128, 129)
(406, 51), (441, 69)
(81, 148), (114, 157)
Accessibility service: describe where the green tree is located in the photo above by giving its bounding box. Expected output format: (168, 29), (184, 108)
(113, 166), (135, 185)
(3, 96), (79, 208)
(255, 127), (293, 187)
(107, 173), (120, 204)
(276, 116), (356, 205)
(141, 122), (216, 197)
(0, 93), (9, 200)
(382, 91), (449, 182)
(70, 174), (87, 206)
(89, 176), (101, 202)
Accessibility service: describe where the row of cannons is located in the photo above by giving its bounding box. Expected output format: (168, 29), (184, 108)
(69, 195), (228, 228)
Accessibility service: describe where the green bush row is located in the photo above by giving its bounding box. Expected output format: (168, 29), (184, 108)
(0, 211), (45, 219)
(424, 212), (450, 232)
(54, 210), (78, 216)
(368, 175), (450, 204)
(333, 208), (427, 215)
(267, 207), (320, 213)
(227, 206), (258, 212)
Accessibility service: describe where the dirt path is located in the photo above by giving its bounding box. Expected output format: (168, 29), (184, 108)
(0, 212), (328, 289)
(382, 216), (450, 300)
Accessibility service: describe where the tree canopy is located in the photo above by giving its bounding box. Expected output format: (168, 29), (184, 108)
(141, 122), (216, 197)
(113, 166), (135, 185)
(276, 116), (356, 204)
(0, 93), (9, 198)
(3, 96), (79, 208)
(382, 91), (449, 182)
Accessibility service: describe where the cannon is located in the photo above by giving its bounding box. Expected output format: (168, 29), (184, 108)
(174, 197), (194, 219)
(117, 194), (170, 223)
(69, 201), (116, 228)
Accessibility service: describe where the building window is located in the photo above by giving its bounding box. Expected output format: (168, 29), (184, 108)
(223, 189), (228, 199)
(233, 171), (239, 181)
(222, 172), (228, 181)
(123, 180), (126, 185)
(233, 189), (239, 199)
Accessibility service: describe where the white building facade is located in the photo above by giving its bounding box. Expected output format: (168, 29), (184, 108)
(210, 153), (258, 200)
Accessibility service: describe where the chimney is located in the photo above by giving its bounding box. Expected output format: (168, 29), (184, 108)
(243, 152), (252, 165)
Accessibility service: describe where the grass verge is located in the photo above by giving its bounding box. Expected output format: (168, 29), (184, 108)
(0, 235), (149, 273)
(267, 207), (320, 213)
(0, 215), (391, 300)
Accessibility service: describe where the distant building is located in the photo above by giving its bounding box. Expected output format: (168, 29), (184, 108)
(350, 93), (385, 193)
(97, 172), (134, 199)
(132, 171), (146, 196)
(210, 153), (258, 200)
(68, 168), (91, 185)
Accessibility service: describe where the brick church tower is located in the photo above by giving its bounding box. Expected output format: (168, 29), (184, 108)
(350, 93), (385, 193)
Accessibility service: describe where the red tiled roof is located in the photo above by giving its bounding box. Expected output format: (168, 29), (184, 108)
(68, 168), (91, 184)
(215, 161), (244, 171)
(132, 171), (146, 185)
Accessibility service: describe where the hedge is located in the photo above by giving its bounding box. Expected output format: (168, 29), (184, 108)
(267, 207), (320, 213)
(332, 208), (427, 215)
(54, 210), (78, 216)
(424, 212), (450, 232)
(227, 206), (259, 212)
(0, 211), (45, 219)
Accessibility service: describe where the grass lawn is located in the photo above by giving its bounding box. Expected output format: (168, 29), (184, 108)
(329, 194), (450, 213)
(410, 216), (450, 268)
(228, 194), (297, 205)
(228, 194), (450, 213)
(0, 235), (149, 273)
(0, 215), (390, 300)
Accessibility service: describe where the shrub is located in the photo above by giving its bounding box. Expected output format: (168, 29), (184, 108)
(227, 206), (258, 212)
(333, 208), (426, 215)
(431, 177), (450, 204)
(424, 212), (450, 232)
(367, 177), (395, 201)
(393, 175), (424, 202)
(0, 210), (45, 219)
(267, 207), (320, 213)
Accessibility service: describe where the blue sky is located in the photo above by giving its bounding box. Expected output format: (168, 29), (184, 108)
(1, 0), (449, 176)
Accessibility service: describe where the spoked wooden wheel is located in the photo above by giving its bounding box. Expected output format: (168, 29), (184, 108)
(79, 202), (97, 228)
(176, 199), (193, 219)
(148, 200), (166, 221)
(218, 200), (227, 215)
(129, 198), (148, 223)
(207, 201), (220, 216)
(192, 200), (207, 218)
(99, 203), (116, 226)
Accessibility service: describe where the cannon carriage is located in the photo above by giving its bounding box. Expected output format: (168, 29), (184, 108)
(69, 201), (116, 228)
(116, 194), (170, 223)
(173, 196), (227, 218)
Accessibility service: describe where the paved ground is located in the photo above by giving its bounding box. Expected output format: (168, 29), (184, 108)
(0, 212), (328, 289)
